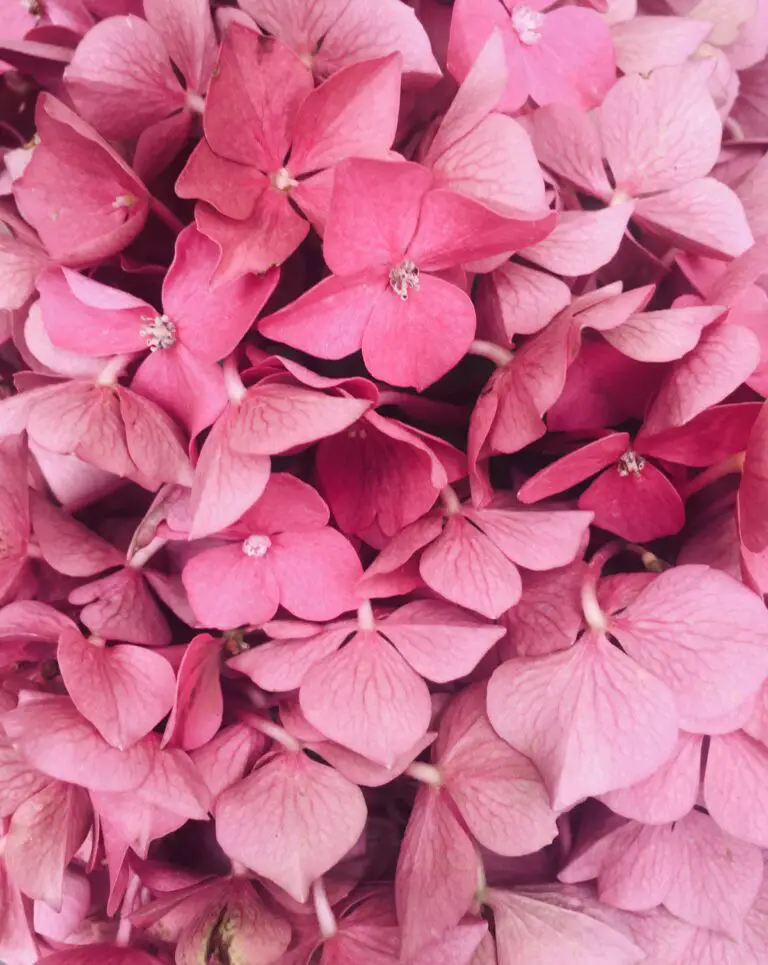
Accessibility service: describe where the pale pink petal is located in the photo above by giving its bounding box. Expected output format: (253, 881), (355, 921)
(57, 628), (175, 749)
(0, 228), (48, 311)
(162, 224), (279, 363)
(5, 781), (90, 909)
(532, 104), (612, 198)
(182, 543), (280, 629)
(381, 600), (504, 683)
(600, 64), (721, 196)
(487, 886), (645, 965)
(289, 54), (401, 175)
(300, 629), (431, 767)
(487, 631), (680, 810)
(518, 434), (630, 503)
(634, 179), (754, 259)
(521, 204), (633, 277)
(215, 750), (367, 902)
(705, 731), (768, 848)
(0, 744), (50, 818)
(501, 562), (585, 658)
(603, 304), (724, 362)
(235, 472), (330, 535)
(477, 262), (570, 341)
(64, 15), (185, 140)
(464, 506), (593, 571)
(2, 694), (152, 792)
(230, 624), (352, 691)
(258, 274), (383, 361)
(188, 409), (271, 540)
(0, 861), (38, 965)
(612, 16), (711, 75)
(33, 868), (91, 943)
(419, 515), (522, 619)
(612, 565), (768, 728)
(599, 733), (703, 825)
(190, 722), (265, 799)
(642, 324), (761, 435)
(132, 110), (194, 184)
(438, 686), (558, 856)
(69, 568), (171, 648)
(362, 274), (476, 391)
(395, 787), (478, 962)
(144, 0), (217, 93)
(119, 387), (193, 487)
(162, 634), (223, 751)
(323, 158), (432, 276)
(578, 462), (685, 542)
(134, 737), (212, 819)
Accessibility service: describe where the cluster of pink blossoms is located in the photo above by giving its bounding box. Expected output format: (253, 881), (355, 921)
(3, 0), (768, 962)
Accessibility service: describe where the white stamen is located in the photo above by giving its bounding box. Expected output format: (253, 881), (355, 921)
(389, 259), (420, 301)
(617, 450), (646, 477)
(270, 167), (298, 192)
(510, 5), (544, 45)
(242, 534), (272, 558)
(112, 193), (137, 210)
(139, 314), (176, 351)
(21, 0), (43, 18)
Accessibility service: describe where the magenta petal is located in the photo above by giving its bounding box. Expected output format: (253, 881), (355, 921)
(362, 274), (476, 390)
(270, 527), (362, 621)
(578, 462), (685, 542)
(740, 403), (768, 553)
(143, 0), (217, 94)
(182, 543), (280, 629)
(64, 15), (185, 140)
(176, 141), (267, 220)
(518, 433), (631, 503)
(236, 472), (329, 536)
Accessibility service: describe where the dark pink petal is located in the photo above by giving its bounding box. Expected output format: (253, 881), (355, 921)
(162, 634), (223, 751)
(600, 64), (721, 196)
(30, 494), (122, 576)
(477, 262), (570, 341)
(182, 543), (280, 630)
(599, 732), (703, 825)
(381, 599), (504, 683)
(612, 565), (768, 729)
(162, 224), (279, 363)
(203, 26), (311, 171)
(30, 947), (163, 965)
(64, 16), (185, 140)
(188, 408), (271, 539)
(0, 226), (48, 311)
(0, 860), (38, 965)
(69, 568), (171, 648)
(603, 304), (724, 362)
(176, 141), (267, 220)
(131, 344), (228, 439)
(191, 723), (265, 799)
(395, 787), (478, 962)
(487, 886), (645, 965)
(2, 694), (152, 792)
(133, 110), (194, 184)
(289, 54), (400, 175)
(407, 190), (555, 271)
(362, 273), (476, 390)
(419, 515), (522, 619)
(37, 266), (150, 356)
(118, 387), (193, 487)
(642, 324), (761, 435)
(739, 402), (768, 552)
(134, 736), (211, 819)
(578, 462), (685, 542)
(705, 731), (768, 848)
(464, 506), (593, 571)
(144, 0), (217, 93)
(521, 204), (633, 277)
(634, 178), (754, 258)
(270, 528), (361, 621)
(501, 563), (585, 658)
(300, 629), (431, 767)
(487, 631), (679, 810)
(323, 158), (433, 276)
(13, 95), (149, 266)
(228, 382), (371, 455)
(195, 192), (310, 281)
(57, 628), (176, 750)
(0, 744), (49, 818)
(518, 434), (630, 504)
(0, 433), (31, 569)
(258, 273), (382, 360)
(525, 6), (616, 111)
(438, 686), (558, 856)
(215, 750), (367, 902)
(5, 781), (90, 909)
(639, 402), (761, 466)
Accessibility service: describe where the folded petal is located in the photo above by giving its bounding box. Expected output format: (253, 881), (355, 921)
(521, 203), (632, 277)
(603, 304), (724, 362)
(162, 633), (223, 751)
(477, 261), (570, 342)
(464, 506), (593, 571)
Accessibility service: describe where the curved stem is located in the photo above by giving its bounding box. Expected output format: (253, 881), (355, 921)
(116, 872), (142, 947)
(312, 878), (338, 940)
(357, 600), (376, 631)
(440, 485), (462, 516)
(223, 353), (247, 403)
(680, 452), (744, 500)
(468, 339), (514, 367)
(249, 717), (301, 753)
(580, 542), (623, 632)
(405, 762), (442, 787)
(95, 353), (133, 386)
(149, 194), (184, 233)
(128, 534), (167, 569)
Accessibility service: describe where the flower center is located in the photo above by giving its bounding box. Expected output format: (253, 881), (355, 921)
(510, 5), (544, 45)
(389, 260), (420, 301)
(21, 0), (43, 19)
(140, 314), (177, 352)
(270, 167), (298, 192)
(242, 534), (271, 558)
(617, 451), (646, 477)
(112, 193), (137, 210)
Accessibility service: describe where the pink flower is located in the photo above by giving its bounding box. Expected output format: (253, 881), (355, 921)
(447, 0), (616, 114)
(260, 157), (555, 389)
(176, 26), (403, 280)
(182, 473), (363, 629)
